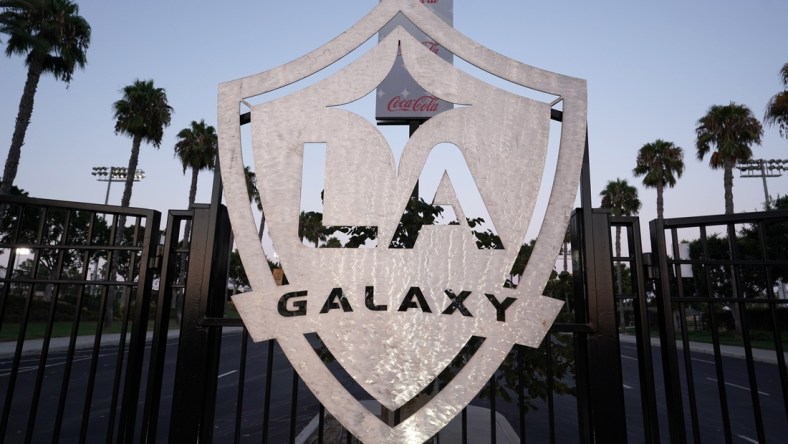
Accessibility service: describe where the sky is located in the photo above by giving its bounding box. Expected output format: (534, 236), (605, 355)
(1, 0), (787, 251)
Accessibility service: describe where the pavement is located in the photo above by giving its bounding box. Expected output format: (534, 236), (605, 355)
(618, 333), (787, 365)
(2, 331), (784, 443)
(295, 400), (520, 444)
(0, 329), (182, 359)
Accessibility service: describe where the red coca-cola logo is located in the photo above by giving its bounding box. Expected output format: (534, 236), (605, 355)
(422, 40), (440, 55)
(387, 95), (440, 113)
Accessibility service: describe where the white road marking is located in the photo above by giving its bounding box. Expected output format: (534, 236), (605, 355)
(706, 378), (770, 396)
(218, 370), (238, 379)
(737, 434), (759, 443)
(0, 353), (115, 377)
(623, 384), (632, 389)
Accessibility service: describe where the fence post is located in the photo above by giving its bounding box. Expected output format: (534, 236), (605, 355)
(168, 203), (233, 442)
(572, 207), (628, 442)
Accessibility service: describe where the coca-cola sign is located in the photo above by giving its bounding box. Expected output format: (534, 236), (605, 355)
(387, 94), (440, 112)
(375, 0), (453, 120)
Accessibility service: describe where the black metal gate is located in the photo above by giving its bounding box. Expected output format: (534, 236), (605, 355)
(1, 192), (787, 443)
(0, 195), (161, 442)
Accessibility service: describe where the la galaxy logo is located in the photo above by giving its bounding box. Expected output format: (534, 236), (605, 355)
(217, 1), (587, 442)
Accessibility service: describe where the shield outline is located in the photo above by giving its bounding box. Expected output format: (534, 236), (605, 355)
(217, 1), (587, 442)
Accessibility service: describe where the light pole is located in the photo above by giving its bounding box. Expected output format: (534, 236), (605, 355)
(91, 166), (145, 205)
(736, 159), (788, 210)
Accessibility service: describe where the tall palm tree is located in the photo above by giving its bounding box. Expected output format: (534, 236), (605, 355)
(695, 102), (763, 214)
(600, 178), (641, 296)
(600, 178), (641, 255)
(764, 63), (788, 138)
(0, 0), (91, 194)
(108, 80), (170, 328)
(633, 139), (685, 220)
(174, 120), (216, 242)
(174, 120), (216, 209)
(112, 79), (172, 207)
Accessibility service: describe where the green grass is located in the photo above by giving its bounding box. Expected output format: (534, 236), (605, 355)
(1, 301), (240, 342)
(0, 318), (180, 342)
(619, 326), (787, 351)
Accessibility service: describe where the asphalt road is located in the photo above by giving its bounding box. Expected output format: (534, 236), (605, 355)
(1, 332), (786, 443)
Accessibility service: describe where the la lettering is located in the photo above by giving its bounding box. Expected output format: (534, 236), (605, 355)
(277, 286), (515, 322)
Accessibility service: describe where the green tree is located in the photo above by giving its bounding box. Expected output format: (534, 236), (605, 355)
(0, 0), (91, 194)
(633, 139), (684, 220)
(506, 240), (535, 288)
(298, 210), (327, 248)
(112, 79), (173, 208)
(764, 63), (788, 138)
(228, 249), (248, 296)
(174, 119), (216, 241)
(695, 103), (763, 214)
(244, 166), (265, 240)
(600, 178), (641, 296)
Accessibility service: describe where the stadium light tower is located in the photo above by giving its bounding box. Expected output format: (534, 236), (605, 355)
(736, 159), (788, 210)
(91, 166), (145, 205)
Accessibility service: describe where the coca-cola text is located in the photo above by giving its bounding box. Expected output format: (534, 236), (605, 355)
(387, 95), (440, 113)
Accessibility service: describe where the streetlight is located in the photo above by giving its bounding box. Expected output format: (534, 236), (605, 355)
(736, 159), (788, 209)
(91, 166), (145, 205)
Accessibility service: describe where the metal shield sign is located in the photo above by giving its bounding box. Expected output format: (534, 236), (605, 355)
(217, 1), (587, 442)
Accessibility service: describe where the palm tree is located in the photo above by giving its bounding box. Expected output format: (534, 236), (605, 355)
(764, 63), (788, 138)
(174, 120), (216, 242)
(600, 178), (641, 255)
(112, 79), (173, 207)
(600, 178), (641, 297)
(0, 0), (91, 194)
(298, 210), (326, 248)
(244, 166), (265, 240)
(695, 102), (763, 214)
(108, 79), (170, 328)
(633, 139), (685, 220)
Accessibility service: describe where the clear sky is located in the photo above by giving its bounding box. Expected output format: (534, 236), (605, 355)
(1, 0), (787, 249)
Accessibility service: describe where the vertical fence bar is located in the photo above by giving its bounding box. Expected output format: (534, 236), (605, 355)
(234, 329), (249, 444)
(619, 217), (661, 444)
(142, 210), (187, 443)
(116, 212), (160, 442)
(649, 218), (688, 444)
(262, 340), (275, 442)
(569, 210), (591, 444)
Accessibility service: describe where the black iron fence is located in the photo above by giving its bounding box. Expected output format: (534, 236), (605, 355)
(0, 195), (160, 443)
(649, 210), (788, 444)
(1, 190), (785, 443)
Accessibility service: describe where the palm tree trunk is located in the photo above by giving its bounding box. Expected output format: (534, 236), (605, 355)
(258, 210), (266, 241)
(107, 134), (142, 328)
(121, 134), (143, 208)
(183, 168), (199, 244)
(1, 59), (44, 194)
(656, 184), (665, 220)
(562, 242), (569, 273)
(615, 225), (623, 293)
(724, 162), (735, 215)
